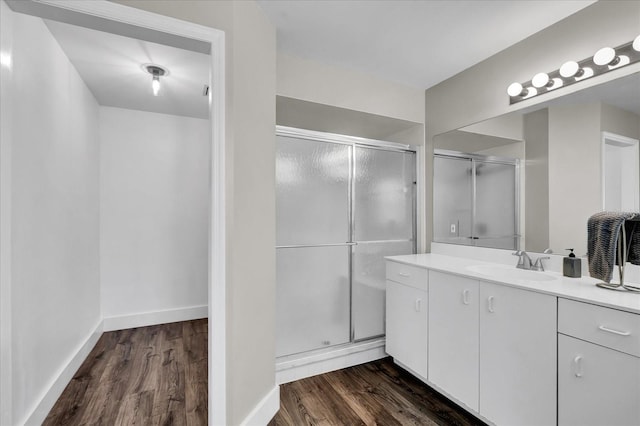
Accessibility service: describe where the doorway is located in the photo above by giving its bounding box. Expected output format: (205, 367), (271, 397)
(0, 1), (225, 424)
(602, 131), (640, 211)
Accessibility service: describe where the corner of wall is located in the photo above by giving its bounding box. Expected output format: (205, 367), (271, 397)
(239, 385), (280, 426)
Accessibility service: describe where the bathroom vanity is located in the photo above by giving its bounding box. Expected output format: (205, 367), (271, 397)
(386, 253), (640, 426)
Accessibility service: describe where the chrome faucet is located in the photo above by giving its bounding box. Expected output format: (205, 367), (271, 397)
(532, 249), (553, 271)
(513, 249), (552, 271)
(512, 250), (533, 270)
(532, 256), (550, 271)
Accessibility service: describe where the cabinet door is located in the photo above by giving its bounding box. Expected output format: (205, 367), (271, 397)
(386, 280), (427, 378)
(559, 334), (640, 426)
(479, 283), (557, 426)
(428, 271), (479, 411)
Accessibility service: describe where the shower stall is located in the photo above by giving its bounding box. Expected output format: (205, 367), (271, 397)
(275, 127), (417, 358)
(433, 150), (519, 250)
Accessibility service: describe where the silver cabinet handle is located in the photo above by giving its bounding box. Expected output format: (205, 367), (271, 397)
(574, 355), (583, 378)
(462, 289), (470, 305)
(398, 272), (411, 277)
(598, 325), (631, 336)
(487, 296), (495, 313)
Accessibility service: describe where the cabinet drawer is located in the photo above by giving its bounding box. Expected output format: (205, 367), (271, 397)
(386, 261), (427, 290)
(559, 298), (640, 357)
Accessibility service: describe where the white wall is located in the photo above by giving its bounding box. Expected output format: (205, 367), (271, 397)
(0, 1), (14, 423)
(99, 107), (209, 323)
(6, 8), (101, 424)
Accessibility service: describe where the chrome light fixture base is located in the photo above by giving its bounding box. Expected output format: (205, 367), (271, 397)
(508, 38), (640, 105)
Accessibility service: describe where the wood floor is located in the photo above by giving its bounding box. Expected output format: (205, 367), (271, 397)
(47, 321), (482, 425)
(269, 358), (485, 426)
(44, 319), (207, 426)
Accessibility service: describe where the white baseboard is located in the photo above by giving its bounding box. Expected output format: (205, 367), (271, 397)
(103, 305), (208, 331)
(276, 338), (387, 384)
(23, 319), (104, 426)
(239, 385), (280, 426)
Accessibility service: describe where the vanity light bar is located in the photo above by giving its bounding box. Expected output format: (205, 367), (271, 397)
(508, 36), (640, 104)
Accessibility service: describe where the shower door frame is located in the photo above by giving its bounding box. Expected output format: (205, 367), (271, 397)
(434, 149), (521, 250)
(276, 125), (418, 354)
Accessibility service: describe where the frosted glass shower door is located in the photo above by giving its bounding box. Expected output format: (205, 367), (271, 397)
(433, 156), (473, 245)
(352, 147), (416, 341)
(275, 135), (351, 357)
(475, 161), (517, 249)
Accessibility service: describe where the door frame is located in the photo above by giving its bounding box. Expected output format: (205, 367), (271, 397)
(0, 1), (227, 424)
(601, 131), (640, 211)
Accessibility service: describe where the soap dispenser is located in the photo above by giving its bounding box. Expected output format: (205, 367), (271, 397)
(563, 249), (581, 278)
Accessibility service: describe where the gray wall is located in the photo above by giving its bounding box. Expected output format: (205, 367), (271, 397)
(523, 109), (550, 253)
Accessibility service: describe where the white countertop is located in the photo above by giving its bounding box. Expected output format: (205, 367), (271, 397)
(386, 253), (640, 315)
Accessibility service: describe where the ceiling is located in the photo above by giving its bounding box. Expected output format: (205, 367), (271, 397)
(258, 0), (596, 89)
(41, 1), (600, 118)
(45, 20), (210, 119)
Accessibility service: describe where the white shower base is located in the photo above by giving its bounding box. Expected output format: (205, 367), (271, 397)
(275, 338), (387, 384)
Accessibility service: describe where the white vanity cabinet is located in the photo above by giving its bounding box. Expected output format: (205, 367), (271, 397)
(385, 261), (428, 379)
(558, 299), (640, 426)
(428, 271), (479, 411)
(479, 282), (557, 426)
(427, 271), (557, 425)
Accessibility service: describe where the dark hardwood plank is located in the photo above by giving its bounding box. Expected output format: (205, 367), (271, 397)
(44, 320), (208, 426)
(324, 367), (406, 426)
(371, 360), (484, 426)
(152, 325), (187, 425)
(270, 358), (485, 426)
(184, 319), (208, 425)
(42, 331), (120, 425)
(48, 324), (481, 426)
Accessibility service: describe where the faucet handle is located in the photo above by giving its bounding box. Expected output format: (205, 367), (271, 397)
(533, 256), (550, 271)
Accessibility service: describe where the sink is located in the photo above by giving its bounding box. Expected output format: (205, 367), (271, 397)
(466, 264), (559, 283)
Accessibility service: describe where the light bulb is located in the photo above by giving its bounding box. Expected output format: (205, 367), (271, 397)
(593, 47), (617, 66)
(634, 35), (640, 52)
(507, 82), (525, 97)
(560, 61), (581, 78)
(152, 75), (160, 96)
(532, 72), (551, 88)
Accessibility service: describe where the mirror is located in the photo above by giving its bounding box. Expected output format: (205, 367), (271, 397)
(434, 71), (640, 256)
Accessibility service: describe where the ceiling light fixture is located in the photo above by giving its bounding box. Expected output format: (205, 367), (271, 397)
(559, 61), (581, 78)
(593, 47), (618, 66)
(593, 47), (630, 69)
(507, 38), (640, 105)
(532, 72), (552, 88)
(143, 64), (169, 97)
(507, 82), (527, 97)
